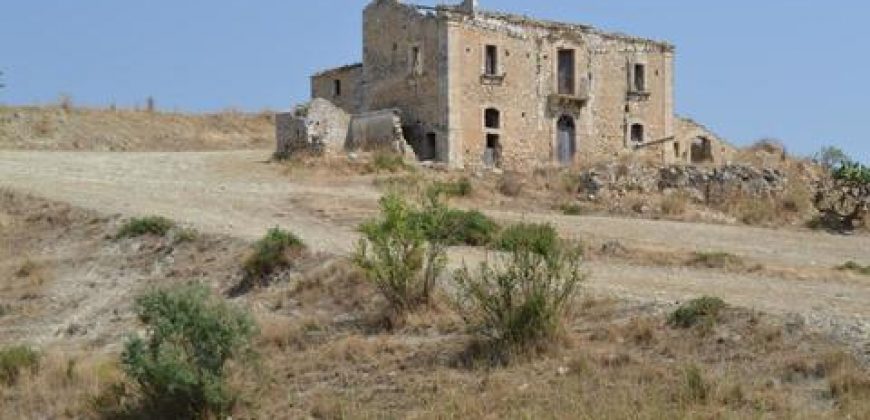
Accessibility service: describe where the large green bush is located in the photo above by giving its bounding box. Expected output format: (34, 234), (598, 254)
(121, 285), (256, 418)
(355, 193), (444, 312)
(0, 345), (40, 385)
(439, 209), (499, 246)
(454, 236), (585, 354)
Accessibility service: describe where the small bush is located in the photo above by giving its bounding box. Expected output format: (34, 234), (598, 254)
(837, 261), (870, 276)
(121, 285), (256, 418)
(242, 227), (305, 282)
(495, 223), (559, 256)
(439, 209), (499, 246)
(669, 297), (726, 329)
(560, 203), (584, 216)
(454, 237), (585, 354)
(370, 151), (411, 173)
(689, 252), (745, 270)
(432, 177), (473, 198)
(116, 216), (175, 239)
(0, 345), (40, 385)
(355, 193), (445, 313)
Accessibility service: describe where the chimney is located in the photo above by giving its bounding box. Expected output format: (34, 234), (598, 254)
(460, 0), (478, 14)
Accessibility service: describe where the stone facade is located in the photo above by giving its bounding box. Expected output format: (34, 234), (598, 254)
(293, 0), (727, 171)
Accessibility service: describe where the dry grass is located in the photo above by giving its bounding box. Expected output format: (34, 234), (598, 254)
(0, 105), (273, 152)
(0, 351), (122, 419)
(660, 191), (690, 216)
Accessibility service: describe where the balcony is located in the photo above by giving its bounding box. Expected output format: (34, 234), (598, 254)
(548, 78), (589, 114)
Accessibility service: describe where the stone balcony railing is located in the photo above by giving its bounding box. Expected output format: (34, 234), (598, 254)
(548, 77), (590, 114)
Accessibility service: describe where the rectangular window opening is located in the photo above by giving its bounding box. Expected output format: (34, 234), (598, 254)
(631, 124), (644, 143)
(558, 49), (576, 95)
(334, 79), (342, 97)
(410, 46), (422, 75)
(485, 45), (498, 76)
(633, 64), (646, 92)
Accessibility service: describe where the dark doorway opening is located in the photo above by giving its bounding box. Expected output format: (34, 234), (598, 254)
(557, 115), (576, 165)
(484, 133), (502, 168)
(558, 49), (576, 95)
(691, 137), (714, 163)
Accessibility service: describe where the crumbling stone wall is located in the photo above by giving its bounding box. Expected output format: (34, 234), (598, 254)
(276, 99), (410, 158)
(674, 117), (736, 165)
(311, 64), (364, 115)
(275, 98), (350, 157)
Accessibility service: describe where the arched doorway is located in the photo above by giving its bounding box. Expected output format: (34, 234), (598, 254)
(690, 137), (713, 163)
(557, 115), (576, 165)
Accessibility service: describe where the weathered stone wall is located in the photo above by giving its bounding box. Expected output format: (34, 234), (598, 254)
(275, 98), (351, 157)
(311, 64), (364, 115)
(445, 10), (674, 172)
(362, 0), (450, 161)
(674, 117), (737, 164)
(348, 109), (410, 154)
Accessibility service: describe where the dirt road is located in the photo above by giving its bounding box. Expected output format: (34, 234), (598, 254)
(1, 149), (868, 348)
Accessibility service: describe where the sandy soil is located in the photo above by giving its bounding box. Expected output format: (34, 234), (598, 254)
(0, 149), (868, 353)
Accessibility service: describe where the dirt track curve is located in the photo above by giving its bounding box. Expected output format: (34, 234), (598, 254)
(1, 149), (868, 351)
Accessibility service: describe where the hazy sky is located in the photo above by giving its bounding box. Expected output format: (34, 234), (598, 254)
(1, 0), (867, 162)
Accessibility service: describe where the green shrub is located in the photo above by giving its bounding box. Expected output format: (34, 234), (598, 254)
(432, 177), (473, 198)
(438, 209), (499, 246)
(243, 227), (305, 281)
(669, 297), (726, 329)
(833, 161), (870, 184)
(495, 222), (559, 256)
(355, 193), (446, 312)
(689, 252), (745, 270)
(116, 216), (175, 238)
(837, 261), (870, 276)
(121, 285), (256, 418)
(0, 345), (40, 385)
(454, 237), (585, 354)
(370, 151), (411, 173)
(560, 203), (584, 216)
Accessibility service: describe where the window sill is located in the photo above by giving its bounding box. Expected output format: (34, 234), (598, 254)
(627, 90), (651, 101)
(481, 73), (506, 85)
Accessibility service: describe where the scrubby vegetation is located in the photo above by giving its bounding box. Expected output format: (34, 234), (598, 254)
(0, 346), (40, 385)
(454, 230), (584, 357)
(115, 285), (256, 418)
(115, 216), (175, 238)
(243, 228), (305, 278)
(494, 222), (559, 256)
(432, 177), (473, 198)
(355, 193), (447, 314)
(689, 251), (745, 270)
(369, 151), (412, 173)
(837, 261), (870, 276)
(669, 296), (727, 329)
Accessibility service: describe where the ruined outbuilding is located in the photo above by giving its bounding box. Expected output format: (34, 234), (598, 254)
(277, 0), (731, 170)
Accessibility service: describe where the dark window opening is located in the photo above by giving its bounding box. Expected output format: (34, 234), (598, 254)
(558, 49), (576, 95)
(674, 142), (680, 159)
(333, 79), (341, 97)
(484, 133), (502, 168)
(410, 46), (422, 75)
(484, 108), (500, 129)
(485, 45), (498, 76)
(633, 63), (646, 92)
(630, 123), (644, 143)
(557, 115), (577, 165)
(691, 137), (714, 163)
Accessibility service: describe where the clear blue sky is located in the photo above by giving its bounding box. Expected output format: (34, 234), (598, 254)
(1, 0), (866, 162)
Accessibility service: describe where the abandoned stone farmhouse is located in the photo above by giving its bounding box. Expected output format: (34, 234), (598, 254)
(277, 0), (733, 171)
